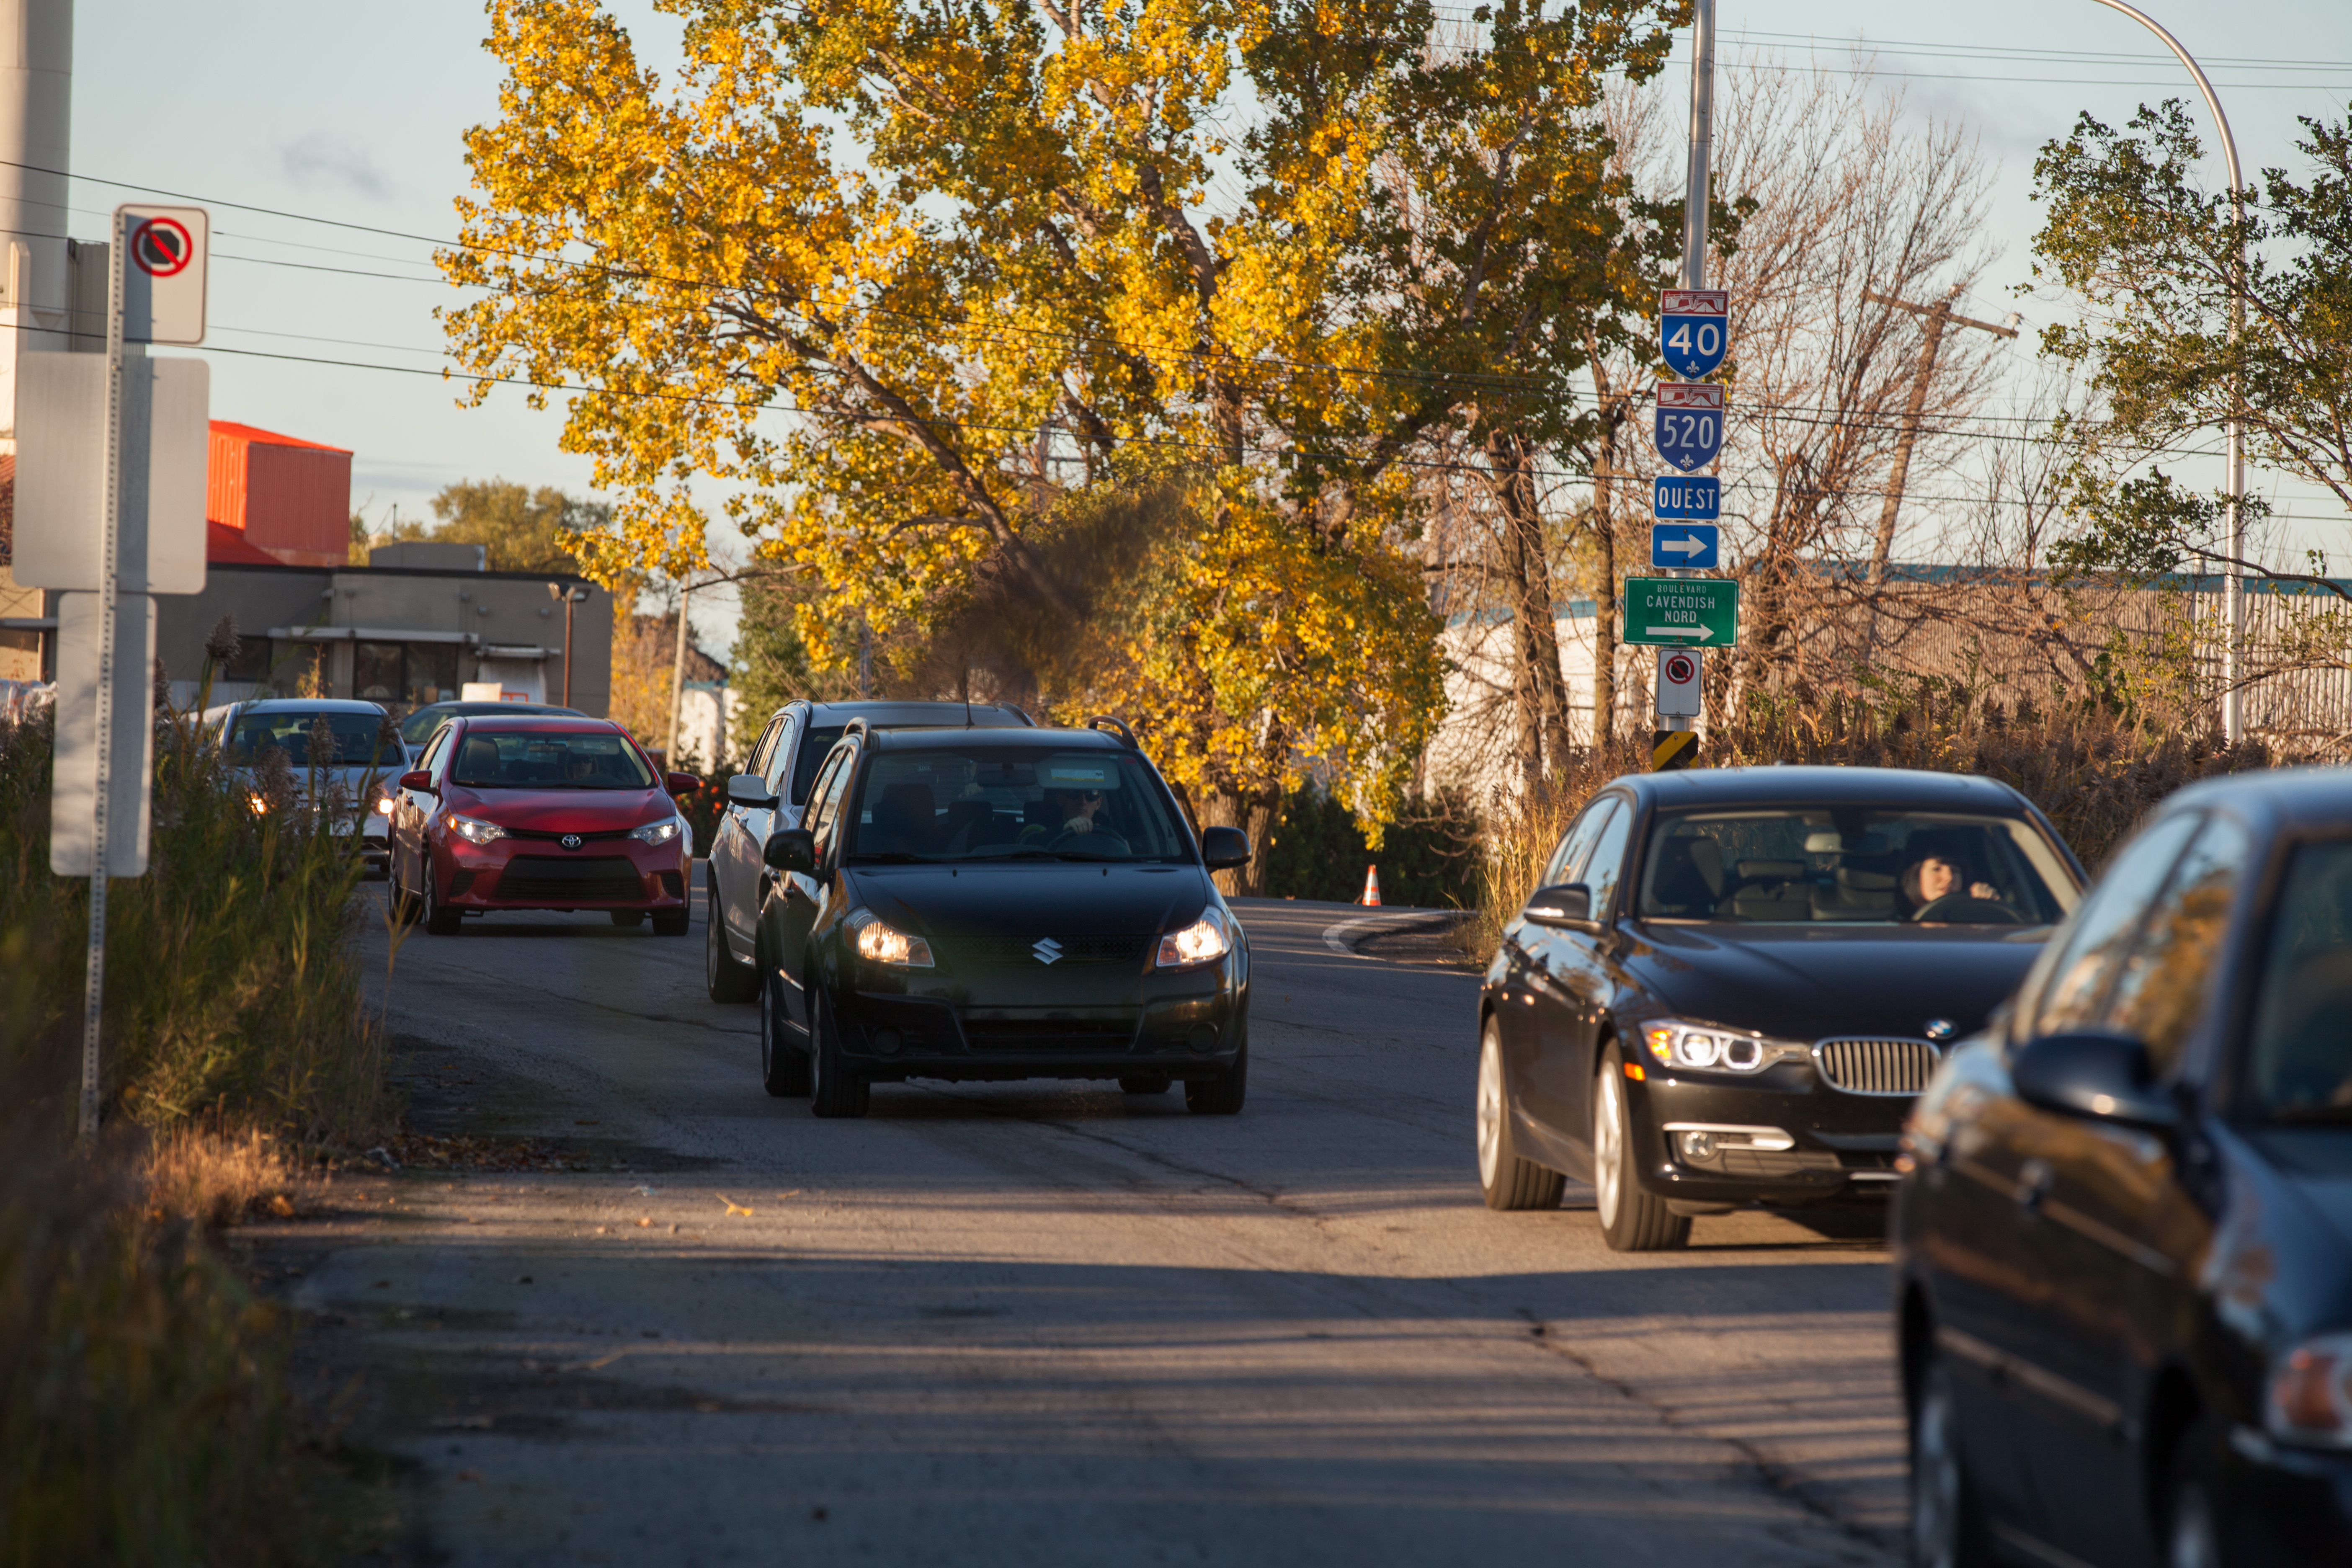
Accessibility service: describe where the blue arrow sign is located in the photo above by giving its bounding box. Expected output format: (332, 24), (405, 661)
(1653, 381), (1725, 473)
(1659, 288), (1729, 379)
(1650, 523), (1720, 570)
(1652, 475), (1720, 521)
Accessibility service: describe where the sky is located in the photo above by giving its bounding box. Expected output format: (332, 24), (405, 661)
(65, 0), (2352, 655)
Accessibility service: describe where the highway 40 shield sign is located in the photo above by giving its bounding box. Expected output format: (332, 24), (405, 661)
(1653, 382), (1725, 473)
(1658, 288), (1728, 379)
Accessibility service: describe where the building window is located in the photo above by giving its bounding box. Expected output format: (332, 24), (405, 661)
(405, 642), (459, 707)
(355, 641), (404, 706)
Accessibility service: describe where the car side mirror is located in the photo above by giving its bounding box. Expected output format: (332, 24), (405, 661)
(2011, 1030), (2179, 1130)
(1200, 825), (1251, 871)
(1522, 883), (1593, 927)
(664, 771), (701, 797)
(727, 772), (778, 808)
(763, 827), (817, 873)
(398, 769), (434, 792)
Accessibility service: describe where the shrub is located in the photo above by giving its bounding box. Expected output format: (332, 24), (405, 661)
(1261, 784), (1481, 908)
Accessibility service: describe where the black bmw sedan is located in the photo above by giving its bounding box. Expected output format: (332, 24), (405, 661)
(1896, 767), (2352, 1568)
(749, 720), (1253, 1118)
(1478, 766), (2085, 1251)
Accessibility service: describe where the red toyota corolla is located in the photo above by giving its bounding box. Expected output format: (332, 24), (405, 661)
(387, 715), (699, 936)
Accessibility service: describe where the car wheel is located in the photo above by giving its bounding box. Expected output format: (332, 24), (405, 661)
(1594, 1044), (1688, 1251)
(1478, 1018), (1565, 1211)
(2163, 1417), (2222, 1568)
(760, 949), (812, 1098)
(808, 990), (869, 1119)
(422, 862), (462, 936)
(651, 907), (690, 936)
(1117, 1073), (1171, 1095)
(1911, 1351), (1994, 1568)
(610, 909), (646, 928)
(1184, 1040), (1246, 1115)
(706, 885), (760, 1002)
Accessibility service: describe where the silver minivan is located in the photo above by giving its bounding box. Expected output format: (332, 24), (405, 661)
(704, 699), (1032, 1001)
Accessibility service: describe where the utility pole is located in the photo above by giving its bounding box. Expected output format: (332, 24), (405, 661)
(2081, 0), (2247, 742)
(1860, 286), (2017, 585)
(0, 0), (75, 445)
(665, 579), (692, 767)
(547, 581), (588, 707)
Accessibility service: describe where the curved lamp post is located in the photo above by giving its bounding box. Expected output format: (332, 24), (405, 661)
(2084, 0), (2248, 743)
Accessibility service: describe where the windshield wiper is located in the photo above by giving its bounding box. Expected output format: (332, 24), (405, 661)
(2265, 1104), (2352, 1126)
(848, 851), (938, 863)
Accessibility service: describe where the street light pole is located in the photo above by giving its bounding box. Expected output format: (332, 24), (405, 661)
(547, 581), (590, 708)
(2084, 0), (2248, 743)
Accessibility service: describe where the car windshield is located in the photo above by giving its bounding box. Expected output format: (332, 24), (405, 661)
(224, 710), (394, 769)
(449, 730), (654, 790)
(1635, 807), (2079, 925)
(2247, 840), (2352, 1123)
(846, 746), (1191, 862)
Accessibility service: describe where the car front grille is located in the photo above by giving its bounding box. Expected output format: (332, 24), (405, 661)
(493, 856), (645, 902)
(935, 936), (1152, 969)
(1815, 1037), (1940, 1096)
(961, 1011), (1140, 1053)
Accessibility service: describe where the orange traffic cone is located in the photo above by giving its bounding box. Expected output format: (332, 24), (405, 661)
(1360, 865), (1382, 907)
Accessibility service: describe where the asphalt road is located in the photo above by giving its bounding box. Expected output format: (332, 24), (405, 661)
(266, 877), (1907, 1566)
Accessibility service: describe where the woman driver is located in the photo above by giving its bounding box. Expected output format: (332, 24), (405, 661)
(1901, 850), (1998, 918)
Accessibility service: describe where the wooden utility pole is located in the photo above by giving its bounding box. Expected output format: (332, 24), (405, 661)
(1861, 286), (2017, 584)
(665, 579), (692, 767)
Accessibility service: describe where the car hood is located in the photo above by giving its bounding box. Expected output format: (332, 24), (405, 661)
(846, 863), (1212, 939)
(1619, 921), (2051, 1042)
(443, 786), (674, 834)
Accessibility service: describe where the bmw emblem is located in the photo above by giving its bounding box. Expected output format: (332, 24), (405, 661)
(1923, 1018), (1957, 1042)
(560, 833), (583, 851)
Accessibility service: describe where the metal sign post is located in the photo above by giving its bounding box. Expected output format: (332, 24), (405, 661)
(76, 210), (129, 1141)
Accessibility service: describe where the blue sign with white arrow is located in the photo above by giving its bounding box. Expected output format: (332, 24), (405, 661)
(1653, 381), (1725, 473)
(1650, 522), (1720, 570)
(1658, 287), (1729, 379)
(1652, 475), (1720, 521)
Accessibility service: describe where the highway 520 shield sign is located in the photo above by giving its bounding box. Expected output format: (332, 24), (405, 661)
(1653, 382), (1724, 473)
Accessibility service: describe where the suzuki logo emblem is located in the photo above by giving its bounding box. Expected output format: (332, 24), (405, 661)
(1032, 938), (1063, 965)
(560, 833), (583, 851)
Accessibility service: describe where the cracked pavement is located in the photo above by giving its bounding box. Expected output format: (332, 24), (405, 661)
(257, 883), (1905, 1565)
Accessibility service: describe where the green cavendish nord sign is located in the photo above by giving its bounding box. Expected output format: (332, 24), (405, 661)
(1622, 577), (1738, 647)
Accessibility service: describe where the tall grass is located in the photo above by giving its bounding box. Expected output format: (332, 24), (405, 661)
(0, 660), (391, 1564)
(1460, 683), (2281, 962)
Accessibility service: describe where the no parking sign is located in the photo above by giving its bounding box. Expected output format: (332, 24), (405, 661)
(119, 204), (207, 346)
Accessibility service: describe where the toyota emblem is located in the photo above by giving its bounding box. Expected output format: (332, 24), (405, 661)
(560, 833), (583, 851)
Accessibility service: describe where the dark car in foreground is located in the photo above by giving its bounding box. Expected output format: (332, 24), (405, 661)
(748, 720), (1251, 1117)
(706, 699), (1032, 1002)
(387, 715), (702, 936)
(1896, 767), (2352, 1568)
(1478, 767), (2085, 1251)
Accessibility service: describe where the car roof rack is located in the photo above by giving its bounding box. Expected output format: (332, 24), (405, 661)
(840, 717), (872, 744)
(1084, 714), (1138, 748)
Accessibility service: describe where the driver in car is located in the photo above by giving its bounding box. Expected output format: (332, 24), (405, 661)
(1024, 787), (1107, 843)
(1901, 850), (1999, 919)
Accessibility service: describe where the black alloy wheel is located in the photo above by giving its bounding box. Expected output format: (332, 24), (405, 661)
(1594, 1043), (1688, 1251)
(1117, 1073), (1172, 1095)
(807, 990), (870, 1119)
(1477, 1017), (1565, 1210)
(610, 910), (646, 928)
(706, 884), (759, 1002)
(759, 948), (812, 1098)
(1911, 1351), (1994, 1568)
(1184, 1040), (1246, 1115)
(421, 861), (462, 936)
(652, 907), (690, 936)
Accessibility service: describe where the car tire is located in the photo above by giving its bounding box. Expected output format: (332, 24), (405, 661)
(1911, 1351), (1995, 1568)
(651, 907), (690, 937)
(2162, 1416), (2223, 1568)
(706, 885), (760, 1002)
(760, 949), (812, 1099)
(1594, 1044), (1688, 1251)
(421, 863), (462, 936)
(808, 990), (869, 1119)
(1184, 1040), (1246, 1115)
(1477, 1018), (1565, 1211)
(610, 909), (646, 928)
(1117, 1073), (1172, 1095)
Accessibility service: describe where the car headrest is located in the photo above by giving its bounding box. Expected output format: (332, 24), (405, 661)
(1736, 859), (1806, 881)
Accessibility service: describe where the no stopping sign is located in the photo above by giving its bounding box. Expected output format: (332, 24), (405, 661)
(114, 204), (208, 345)
(1656, 648), (1702, 717)
(131, 217), (195, 276)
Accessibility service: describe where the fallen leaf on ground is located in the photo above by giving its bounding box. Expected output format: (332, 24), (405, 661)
(636, 1217), (651, 1228)
(719, 1195), (754, 1217)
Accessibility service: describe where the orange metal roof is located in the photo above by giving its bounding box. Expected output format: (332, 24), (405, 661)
(208, 420), (351, 454)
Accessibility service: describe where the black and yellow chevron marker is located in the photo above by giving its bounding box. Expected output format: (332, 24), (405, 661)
(1652, 728), (1699, 772)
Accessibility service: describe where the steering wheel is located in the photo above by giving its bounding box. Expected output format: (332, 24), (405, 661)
(1911, 894), (2022, 926)
(1049, 828), (1130, 854)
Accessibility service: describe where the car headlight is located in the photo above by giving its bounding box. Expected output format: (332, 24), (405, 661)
(374, 794), (395, 816)
(629, 817), (684, 846)
(1157, 909), (1232, 969)
(849, 910), (934, 968)
(247, 793), (269, 816)
(1642, 1018), (1805, 1073)
(444, 812), (506, 846)
(2269, 1333), (2352, 1449)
